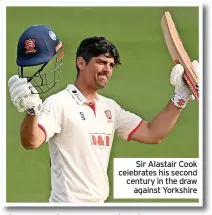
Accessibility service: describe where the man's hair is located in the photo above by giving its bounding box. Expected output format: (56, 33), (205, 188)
(76, 36), (121, 77)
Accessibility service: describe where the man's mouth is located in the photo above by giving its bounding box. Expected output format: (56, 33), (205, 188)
(97, 74), (108, 82)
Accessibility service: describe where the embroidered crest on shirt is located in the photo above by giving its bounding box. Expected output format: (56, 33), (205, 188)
(104, 110), (113, 123)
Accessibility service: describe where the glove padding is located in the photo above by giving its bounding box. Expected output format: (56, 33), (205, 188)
(170, 60), (199, 108)
(8, 75), (42, 115)
(170, 60), (199, 99)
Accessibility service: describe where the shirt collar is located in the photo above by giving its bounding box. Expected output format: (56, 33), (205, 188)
(66, 84), (87, 105)
(66, 84), (105, 104)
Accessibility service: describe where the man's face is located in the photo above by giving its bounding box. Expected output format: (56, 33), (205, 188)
(79, 54), (115, 89)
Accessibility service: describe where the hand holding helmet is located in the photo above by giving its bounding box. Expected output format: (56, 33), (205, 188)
(8, 75), (42, 115)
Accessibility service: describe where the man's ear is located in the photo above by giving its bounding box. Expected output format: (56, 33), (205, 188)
(76, 57), (86, 71)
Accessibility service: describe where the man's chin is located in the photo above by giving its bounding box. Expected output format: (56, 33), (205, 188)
(96, 81), (107, 89)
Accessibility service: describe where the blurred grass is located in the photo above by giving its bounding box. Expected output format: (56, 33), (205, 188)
(6, 6), (199, 203)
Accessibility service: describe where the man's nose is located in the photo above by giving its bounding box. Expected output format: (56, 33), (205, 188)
(103, 63), (112, 72)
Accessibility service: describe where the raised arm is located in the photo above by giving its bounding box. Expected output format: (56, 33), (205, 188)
(20, 115), (46, 149)
(8, 75), (45, 149)
(130, 61), (199, 144)
(130, 101), (182, 144)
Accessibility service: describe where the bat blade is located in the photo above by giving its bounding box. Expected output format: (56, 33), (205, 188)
(161, 12), (199, 102)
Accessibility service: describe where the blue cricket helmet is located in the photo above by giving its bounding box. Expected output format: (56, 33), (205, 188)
(16, 25), (64, 94)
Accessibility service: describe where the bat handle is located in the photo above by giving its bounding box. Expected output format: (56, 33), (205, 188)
(174, 59), (180, 64)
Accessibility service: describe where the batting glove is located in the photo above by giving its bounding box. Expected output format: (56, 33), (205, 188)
(170, 60), (199, 108)
(8, 75), (42, 115)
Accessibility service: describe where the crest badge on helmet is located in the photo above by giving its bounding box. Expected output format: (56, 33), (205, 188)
(17, 25), (64, 94)
(25, 39), (36, 54)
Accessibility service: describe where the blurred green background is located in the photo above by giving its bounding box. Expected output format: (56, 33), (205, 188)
(6, 7), (199, 203)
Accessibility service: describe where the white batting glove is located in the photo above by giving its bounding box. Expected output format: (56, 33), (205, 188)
(170, 60), (199, 108)
(8, 75), (42, 115)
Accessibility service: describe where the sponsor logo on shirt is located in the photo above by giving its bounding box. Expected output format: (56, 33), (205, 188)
(79, 112), (86, 120)
(90, 133), (111, 147)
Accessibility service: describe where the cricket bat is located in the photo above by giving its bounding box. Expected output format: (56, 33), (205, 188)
(161, 12), (199, 102)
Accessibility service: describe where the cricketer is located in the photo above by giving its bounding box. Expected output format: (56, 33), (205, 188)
(8, 25), (198, 203)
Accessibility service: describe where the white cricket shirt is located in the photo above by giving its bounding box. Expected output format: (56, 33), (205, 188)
(38, 84), (142, 203)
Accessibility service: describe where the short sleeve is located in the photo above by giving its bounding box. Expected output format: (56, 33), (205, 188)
(38, 96), (62, 142)
(115, 105), (143, 141)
